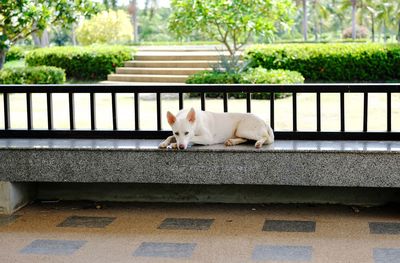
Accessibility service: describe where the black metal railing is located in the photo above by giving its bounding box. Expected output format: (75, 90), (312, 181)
(0, 84), (399, 140)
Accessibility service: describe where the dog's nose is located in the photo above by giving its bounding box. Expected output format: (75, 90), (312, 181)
(178, 144), (185, 149)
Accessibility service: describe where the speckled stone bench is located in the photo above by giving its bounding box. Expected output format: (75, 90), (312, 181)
(1, 139), (400, 214)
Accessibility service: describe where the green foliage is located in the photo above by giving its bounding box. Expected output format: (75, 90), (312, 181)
(138, 8), (174, 42)
(76, 10), (133, 45)
(5, 46), (24, 62)
(241, 67), (305, 84)
(5, 46), (36, 62)
(25, 45), (133, 80)
(0, 0), (100, 69)
(169, 0), (295, 55)
(186, 68), (304, 99)
(0, 0), (100, 49)
(0, 66), (65, 84)
(186, 71), (242, 85)
(245, 43), (400, 82)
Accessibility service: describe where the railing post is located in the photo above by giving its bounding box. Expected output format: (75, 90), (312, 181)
(3, 92), (10, 130)
(47, 93), (53, 130)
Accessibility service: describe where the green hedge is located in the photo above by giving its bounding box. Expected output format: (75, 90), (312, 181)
(186, 68), (304, 99)
(5, 46), (36, 62)
(186, 71), (242, 84)
(244, 43), (400, 82)
(25, 45), (133, 80)
(0, 66), (66, 84)
(5, 46), (24, 62)
(241, 67), (304, 84)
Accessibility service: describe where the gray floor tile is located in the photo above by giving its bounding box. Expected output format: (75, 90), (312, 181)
(263, 220), (316, 232)
(0, 215), (20, 227)
(374, 248), (400, 263)
(252, 245), (313, 261)
(20, 239), (86, 255)
(57, 215), (115, 228)
(370, 222), (400, 234)
(158, 218), (214, 230)
(133, 242), (196, 258)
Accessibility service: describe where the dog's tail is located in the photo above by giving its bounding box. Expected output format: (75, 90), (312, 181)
(264, 123), (275, 144)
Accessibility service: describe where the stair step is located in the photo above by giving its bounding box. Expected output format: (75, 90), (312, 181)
(116, 67), (211, 75)
(137, 45), (227, 52)
(108, 74), (188, 83)
(124, 60), (219, 68)
(134, 54), (221, 61)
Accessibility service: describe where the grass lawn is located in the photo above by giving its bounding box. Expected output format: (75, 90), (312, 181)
(0, 93), (399, 132)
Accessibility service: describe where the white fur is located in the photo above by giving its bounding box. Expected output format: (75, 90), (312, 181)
(159, 108), (274, 149)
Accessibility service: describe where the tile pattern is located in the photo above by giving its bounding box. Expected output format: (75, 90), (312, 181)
(57, 215), (116, 228)
(252, 245), (313, 261)
(373, 248), (400, 263)
(370, 222), (400, 235)
(262, 220), (316, 232)
(158, 218), (214, 230)
(20, 239), (86, 255)
(133, 242), (196, 258)
(0, 203), (399, 262)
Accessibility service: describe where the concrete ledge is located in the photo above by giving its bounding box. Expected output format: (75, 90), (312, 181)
(0, 139), (400, 187)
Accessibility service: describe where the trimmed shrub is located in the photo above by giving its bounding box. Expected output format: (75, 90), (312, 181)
(186, 71), (241, 85)
(0, 66), (66, 84)
(241, 67), (304, 84)
(25, 45), (133, 80)
(244, 43), (400, 82)
(342, 26), (369, 39)
(186, 68), (304, 99)
(5, 46), (36, 62)
(5, 46), (24, 62)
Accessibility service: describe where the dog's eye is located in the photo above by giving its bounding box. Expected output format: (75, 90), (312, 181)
(174, 132), (179, 136)
(184, 132), (189, 135)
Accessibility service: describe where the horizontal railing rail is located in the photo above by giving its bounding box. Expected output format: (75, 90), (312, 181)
(0, 84), (399, 140)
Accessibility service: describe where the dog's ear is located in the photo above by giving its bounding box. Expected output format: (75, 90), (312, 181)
(167, 111), (176, 126)
(186, 108), (196, 123)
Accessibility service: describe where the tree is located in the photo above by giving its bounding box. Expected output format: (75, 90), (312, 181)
(0, 0), (99, 69)
(375, 2), (396, 43)
(168, 0), (294, 56)
(351, 0), (357, 39)
(303, 0), (308, 41)
(127, 0), (159, 43)
(76, 10), (133, 45)
(309, 0), (330, 41)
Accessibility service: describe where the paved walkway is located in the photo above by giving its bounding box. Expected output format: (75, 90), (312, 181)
(0, 202), (399, 262)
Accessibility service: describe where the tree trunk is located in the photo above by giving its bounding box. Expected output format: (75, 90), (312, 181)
(32, 32), (41, 46)
(314, 18), (318, 41)
(131, 0), (139, 43)
(383, 22), (387, 43)
(302, 0), (308, 41)
(0, 49), (7, 70)
(397, 20), (400, 43)
(351, 0), (357, 39)
(371, 14), (375, 42)
(40, 29), (49, 47)
(32, 29), (49, 47)
(71, 25), (77, 46)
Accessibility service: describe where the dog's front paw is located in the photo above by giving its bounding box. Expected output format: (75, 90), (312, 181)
(169, 143), (178, 149)
(255, 141), (263, 148)
(224, 139), (234, 146)
(159, 141), (169, 148)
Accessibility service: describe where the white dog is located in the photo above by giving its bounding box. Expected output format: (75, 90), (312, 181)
(159, 108), (274, 149)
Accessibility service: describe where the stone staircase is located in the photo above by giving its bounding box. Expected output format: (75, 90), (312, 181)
(107, 46), (227, 84)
